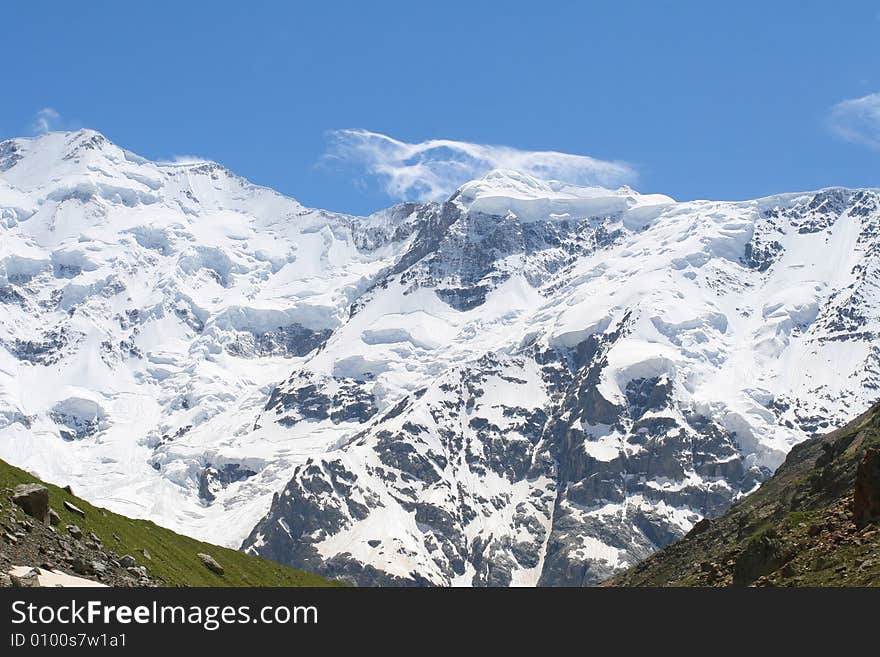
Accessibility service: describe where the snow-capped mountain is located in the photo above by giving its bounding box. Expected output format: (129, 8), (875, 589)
(2, 130), (878, 586)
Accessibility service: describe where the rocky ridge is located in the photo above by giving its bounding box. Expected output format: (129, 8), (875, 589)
(607, 400), (880, 586)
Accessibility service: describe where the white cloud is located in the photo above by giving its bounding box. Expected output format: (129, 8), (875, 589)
(829, 92), (880, 149)
(324, 129), (637, 202)
(159, 155), (209, 165)
(31, 107), (61, 135)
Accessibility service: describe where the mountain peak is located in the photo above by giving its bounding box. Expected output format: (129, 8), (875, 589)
(453, 167), (674, 223)
(3, 128), (879, 588)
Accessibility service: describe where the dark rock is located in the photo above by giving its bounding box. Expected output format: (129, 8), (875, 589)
(198, 463), (257, 503)
(70, 558), (95, 576)
(688, 518), (712, 536)
(734, 532), (788, 586)
(225, 323), (331, 359)
(119, 555), (138, 568)
(11, 484), (49, 523)
(65, 524), (82, 540)
(48, 509), (60, 526)
(853, 447), (880, 529)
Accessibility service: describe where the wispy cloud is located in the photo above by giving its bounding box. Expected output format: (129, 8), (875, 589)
(159, 155), (209, 165)
(323, 129), (637, 202)
(829, 92), (880, 149)
(31, 107), (61, 135)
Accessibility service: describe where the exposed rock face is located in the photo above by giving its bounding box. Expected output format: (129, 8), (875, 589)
(854, 447), (880, 529)
(11, 484), (49, 523)
(225, 323), (332, 359)
(245, 184), (880, 587)
(608, 401), (880, 587)
(3, 130), (880, 587)
(198, 464), (257, 504)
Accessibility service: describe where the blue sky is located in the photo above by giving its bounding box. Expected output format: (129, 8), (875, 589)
(1, 1), (878, 214)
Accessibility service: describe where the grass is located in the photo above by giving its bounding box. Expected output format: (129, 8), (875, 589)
(1, 458), (342, 587)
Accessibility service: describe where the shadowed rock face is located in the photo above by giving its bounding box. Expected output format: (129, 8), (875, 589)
(854, 447), (880, 529)
(389, 203), (622, 312)
(244, 333), (762, 587)
(225, 324), (332, 359)
(608, 401), (880, 588)
(198, 464), (257, 504)
(263, 372), (379, 427)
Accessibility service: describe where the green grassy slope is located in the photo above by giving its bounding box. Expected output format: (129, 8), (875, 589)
(608, 400), (880, 587)
(1, 458), (342, 587)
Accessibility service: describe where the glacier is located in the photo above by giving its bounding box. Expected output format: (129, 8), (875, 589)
(1, 129), (878, 585)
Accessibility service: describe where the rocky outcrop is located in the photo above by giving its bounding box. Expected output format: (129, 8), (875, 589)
(11, 484), (49, 523)
(1, 492), (160, 588)
(854, 447), (880, 529)
(608, 400), (880, 587)
(732, 530), (788, 585)
(197, 553), (224, 575)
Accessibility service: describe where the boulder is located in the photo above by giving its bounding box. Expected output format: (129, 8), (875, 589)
(118, 554), (138, 568)
(854, 447), (880, 529)
(48, 509), (61, 526)
(70, 558), (95, 576)
(66, 524), (83, 540)
(733, 532), (787, 585)
(63, 501), (86, 518)
(197, 553), (224, 575)
(11, 484), (49, 523)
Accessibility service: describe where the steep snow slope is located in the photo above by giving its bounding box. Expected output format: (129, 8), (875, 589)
(243, 183), (880, 586)
(1, 130), (878, 586)
(0, 130), (419, 541)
